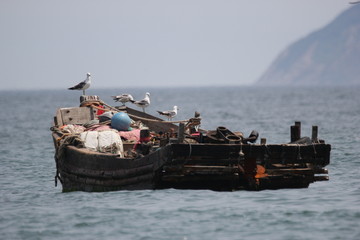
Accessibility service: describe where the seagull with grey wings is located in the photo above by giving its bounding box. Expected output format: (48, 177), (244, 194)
(130, 92), (150, 112)
(112, 93), (134, 106)
(68, 73), (91, 95)
(157, 106), (178, 121)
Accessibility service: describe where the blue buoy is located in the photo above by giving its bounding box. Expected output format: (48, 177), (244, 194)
(111, 112), (132, 131)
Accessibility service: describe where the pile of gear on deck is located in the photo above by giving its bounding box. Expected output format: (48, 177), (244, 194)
(53, 96), (259, 159)
(56, 108), (158, 158)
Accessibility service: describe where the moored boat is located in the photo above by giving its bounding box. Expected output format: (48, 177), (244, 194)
(51, 95), (330, 192)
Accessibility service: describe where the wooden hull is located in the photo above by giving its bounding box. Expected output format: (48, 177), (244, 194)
(156, 143), (330, 191)
(55, 143), (170, 192)
(55, 138), (330, 192)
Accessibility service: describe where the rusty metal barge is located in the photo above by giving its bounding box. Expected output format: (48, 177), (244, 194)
(51, 96), (330, 192)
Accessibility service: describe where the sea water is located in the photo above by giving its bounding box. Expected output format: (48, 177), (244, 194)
(0, 86), (359, 240)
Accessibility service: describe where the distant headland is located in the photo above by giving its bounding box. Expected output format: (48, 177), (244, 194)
(255, 4), (360, 86)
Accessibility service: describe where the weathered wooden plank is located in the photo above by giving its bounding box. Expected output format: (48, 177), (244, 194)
(60, 107), (94, 125)
(60, 171), (155, 192)
(169, 143), (331, 166)
(65, 145), (171, 170)
(125, 107), (179, 133)
(63, 161), (154, 179)
(55, 109), (63, 126)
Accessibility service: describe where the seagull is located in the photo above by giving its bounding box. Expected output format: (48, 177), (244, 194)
(112, 94), (134, 105)
(130, 92), (150, 112)
(68, 73), (91, 95)
(157, 106), (178, 121)
(185, 111), (201, 132)
(193, 111), (201, 131)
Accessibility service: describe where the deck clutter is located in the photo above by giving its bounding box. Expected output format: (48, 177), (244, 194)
(51, 94), (331, 192)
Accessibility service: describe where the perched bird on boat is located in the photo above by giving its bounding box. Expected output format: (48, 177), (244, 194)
(68, 73), (91, 95)
(130, 92), (150, 112)
(112, 94), (134, 105)
(193, 111), (201, 131)
(185, 111), (201, 132)
(157, 106), (178, 121)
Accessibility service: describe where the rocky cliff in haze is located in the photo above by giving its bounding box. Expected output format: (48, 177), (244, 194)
(256, 5), (360, 86)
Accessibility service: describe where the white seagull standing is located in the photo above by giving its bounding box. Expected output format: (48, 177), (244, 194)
(130, 92), (150, 112)
(68, 73), (91, 95)
(157, 106), (178, 121)
(112, 94), (134, 105)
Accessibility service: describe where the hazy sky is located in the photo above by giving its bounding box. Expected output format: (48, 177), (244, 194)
(0, 0), (351, 90)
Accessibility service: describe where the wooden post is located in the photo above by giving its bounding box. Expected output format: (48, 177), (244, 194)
(295, 121), (301, 138)
(290, 126), (296, 142)
(291, 122), (301, 142)
(260, 138), (266, 145)
(178, 123), (185, 143)
(312, 126), (318, 142)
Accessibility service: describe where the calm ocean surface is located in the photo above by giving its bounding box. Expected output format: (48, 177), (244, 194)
(0, 86), (359, 240)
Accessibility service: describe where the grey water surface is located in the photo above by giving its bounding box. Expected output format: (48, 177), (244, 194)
(0, 86), (359, 240)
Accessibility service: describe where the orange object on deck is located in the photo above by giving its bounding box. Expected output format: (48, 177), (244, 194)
(255, 165), (268, 178)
